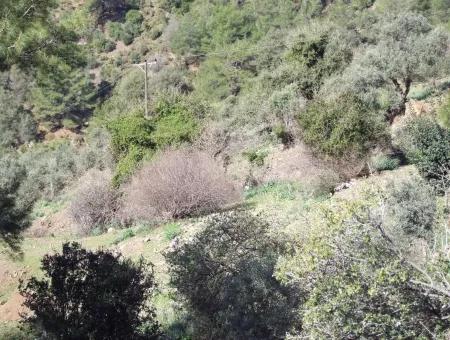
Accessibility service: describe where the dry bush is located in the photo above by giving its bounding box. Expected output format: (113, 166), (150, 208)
(69, 170), (119, 235)
(121, 148), (241, 222)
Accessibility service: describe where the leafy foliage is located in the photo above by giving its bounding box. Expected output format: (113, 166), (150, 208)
(278, 196), (450, 338)
(298, 95), (388, 156)
(396, 117), (450, 189)
(0, 0), (56, 69)
(20, 242), (160, 339)
(164, 222), (181, 241)
(107, 113), (155, 184)
(152, 97), (199, 147)
(369, 153), (401, 172)
(383, 175), (436, 238)
(31, 56), (94, 125)
(107, 95), (201, 184)
(165, 212), (301, 339)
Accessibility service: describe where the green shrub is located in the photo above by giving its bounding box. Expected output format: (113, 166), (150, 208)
(171, 3), (258, 55)
(120, 28), (134, 45)
(0, 322), (37, 340)
(278, 198), (449, 339)
(396, 116), (450, 189)
(242, 149), (268, 167)
(408, 85), (433, 100)
(105, 9), (142, 45)
(112, 228), (136, 245)
(107, 114), (155, 158)
(192, 57), (245, 101)
(92, 31), (116, 53)
(286, 26), (354, 99)
(369, 153), (401, 172)
(19, 141), (79, 201)
(107, 97), (202, 184)
(0, 154), (31, 238)
(163, 0), (195, 13)
(107, 114), (155, 185)
(384, 175), (436, 238)
(165, 211), (301, 339)
(113, 145), (153, 186)
(107, 22), (123, 41)
(245, 181), (298, 201)
(125, 9), (143, 26)
(164, 222), (182, 241)
(31, 57), (94, 125)
(298, 95), (388, 156)
(152, 97), (199, 147)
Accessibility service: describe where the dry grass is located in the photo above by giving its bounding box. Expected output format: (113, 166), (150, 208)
(120, 148), (241, 222)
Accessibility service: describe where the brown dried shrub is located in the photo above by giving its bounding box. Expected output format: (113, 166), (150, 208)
(69, 170), (119, 235)
(121, 148), (241, 222)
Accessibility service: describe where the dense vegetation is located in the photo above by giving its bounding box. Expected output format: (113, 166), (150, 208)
(1, 0), (450, 338)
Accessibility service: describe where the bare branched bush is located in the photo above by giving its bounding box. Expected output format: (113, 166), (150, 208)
(69, 170), (119, 235)
(121, 148), (241, 222)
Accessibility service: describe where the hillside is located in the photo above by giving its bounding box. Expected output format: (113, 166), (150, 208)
(1, 0), (450, 339)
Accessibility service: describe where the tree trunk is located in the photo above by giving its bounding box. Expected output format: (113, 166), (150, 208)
(386, 77), (411, 124)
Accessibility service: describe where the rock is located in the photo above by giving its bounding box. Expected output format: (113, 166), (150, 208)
(169, 237), (180, 251)
(107, 227), (115, 234)
(334, 182), (351, 192)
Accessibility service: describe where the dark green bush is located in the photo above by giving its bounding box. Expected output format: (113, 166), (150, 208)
(298, 95), (388, 156)
(396, 116), (450, 189)
(20, 242), (160, 339)
(243, 149), (268, 167)
(165, 211), (301, 339)
(171, 3), (257, 55)
(107, 114), (155, 184)
(287, 28), (354, 99)
(105, 9), (142, 45)
(0, 95), (36, 149)
(0, 154), (32, 238)
(31, 57), (94, 125)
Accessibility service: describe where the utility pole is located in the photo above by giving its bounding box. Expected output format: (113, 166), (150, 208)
(133, 59), (156, 118)
(144, 60), (148, 117)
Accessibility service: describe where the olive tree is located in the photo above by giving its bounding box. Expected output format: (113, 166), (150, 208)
(367, 13), (448, 122)
(322, 13), (448, 123)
